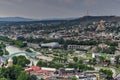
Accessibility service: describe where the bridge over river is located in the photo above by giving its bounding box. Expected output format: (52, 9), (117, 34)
(4, 52), (37, 59)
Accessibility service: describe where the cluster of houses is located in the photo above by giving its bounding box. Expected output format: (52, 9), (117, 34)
(24, 66), (106, 80)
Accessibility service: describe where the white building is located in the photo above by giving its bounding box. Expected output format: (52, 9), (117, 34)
(41, 42), (60, 48)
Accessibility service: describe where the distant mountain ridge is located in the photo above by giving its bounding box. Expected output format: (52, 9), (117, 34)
(0, 16), (120, 22)
(0, 17), (76, 22)
(74, 16), (120, 22)
(0, 17), (39, 22)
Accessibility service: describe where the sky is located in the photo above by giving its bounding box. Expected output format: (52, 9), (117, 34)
(0, 0), (120, 19)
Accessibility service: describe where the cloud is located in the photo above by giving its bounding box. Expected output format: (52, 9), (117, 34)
(0, 0), (119, 19)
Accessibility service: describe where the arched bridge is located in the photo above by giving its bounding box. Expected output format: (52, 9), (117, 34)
(4, 52), (37, 59)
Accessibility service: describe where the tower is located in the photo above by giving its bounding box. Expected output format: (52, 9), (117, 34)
(7, 58), (13, 67)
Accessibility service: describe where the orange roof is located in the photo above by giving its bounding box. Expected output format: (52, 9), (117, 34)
(30, 66), (41, 71)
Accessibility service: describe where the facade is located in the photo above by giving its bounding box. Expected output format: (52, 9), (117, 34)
(40, 42), (60, 48)
(118, 43), (120, 48)
(0, 56), (7, 67)
(67, 45), (91, 50)
(79, 75), (97, 80)
(114, 74), (120, 80)
(67, 45), (81, 50)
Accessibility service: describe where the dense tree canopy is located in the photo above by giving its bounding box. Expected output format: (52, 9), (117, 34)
(12, 56), (30, 67)
(0, 65), (23, 80)
(0, 65), (37, 80)
(17, 71), (30, 80)
(99, 69), (113, 80)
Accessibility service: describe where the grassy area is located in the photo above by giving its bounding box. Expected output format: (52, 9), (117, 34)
(85, 53), (92, 58)
(99, 53), (113, 59)
(116, 67), (120, 74)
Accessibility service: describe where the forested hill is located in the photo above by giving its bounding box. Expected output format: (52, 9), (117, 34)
(0, 16), (120, 23)
(0, 16), (120, 29)
(73, 16), (120, 22)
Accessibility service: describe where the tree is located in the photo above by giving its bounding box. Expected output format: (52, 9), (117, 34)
(13, 40), (27, 48)
(25, 49), (32, 53)
(17, 71), (30, 80)
(73, 57), (78, 62)
(30, 75), (37, 80)
(78, 59), (83, 64)
(37, 60), (48, 67)
(78, 64), (94, 71)
(4, 50), (9, 55)
(0, 65), (37, 80)
(0, 65), (23, 80)
(99, 56), (105, 63)
(0, 42), (6, 48)
(72, 77), (77, 80)
(0, 48), (4, 56)
(0, 78), (8, 80)
(89, 58), (97, 65)
(115, 55), (120, 67)
(109, 46), (116, 54)
(12, 56), (30, 67)
(40, 78), (44, 80)
(99, 69), (113, 79)
(68, 62), (78, 69)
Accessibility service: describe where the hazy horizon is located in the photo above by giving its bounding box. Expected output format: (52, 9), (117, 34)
(0, 0), (120, 19)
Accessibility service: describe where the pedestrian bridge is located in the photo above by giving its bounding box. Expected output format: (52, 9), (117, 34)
(4, 52), (37, 58)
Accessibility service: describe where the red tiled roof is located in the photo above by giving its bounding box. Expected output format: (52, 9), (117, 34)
(30, 66), (41, 71)
(25, 66), (55, 75)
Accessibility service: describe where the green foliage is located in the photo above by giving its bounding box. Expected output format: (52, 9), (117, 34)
(4, 50), (9, 55)
(73, 57), (78, 62)
(0, 42), (6, 48)
(0, 36), (27, 48)
(99, 56), (105, 63)
(25, 49), (32, 53)
(97, 46), (116, 54)
(29, 75), (37, 80)
(72, 77), (77, 80)
(0, 65), (37, 80)
(49, 62), (64, 69)
(89, 58), (97, 65)
(115, 55), (120, 67)
(37, 60), (48, 67)
(0, 49), (3, 56)
(0, 42), (6, 56)
(79, 64), (94, 71)
(85, 53), (92, 58)
(52, 57), (67, 63)
(68, 62), (78, 69)
(13, 40), (27, 48)
(17, 71), (30, 80)
(40, 78), (44, 80)
(27, 37), (99, 46)
(37, 58), (65, 69)
(105, 41), (118, 46)
(78, 59), (83, 64)
(0, 78), (8, 80)
(0, 65), (23, 80)
(99, 69), (113, 77)
(12, 56), (30, 67)
(0, 36), (12, 43)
